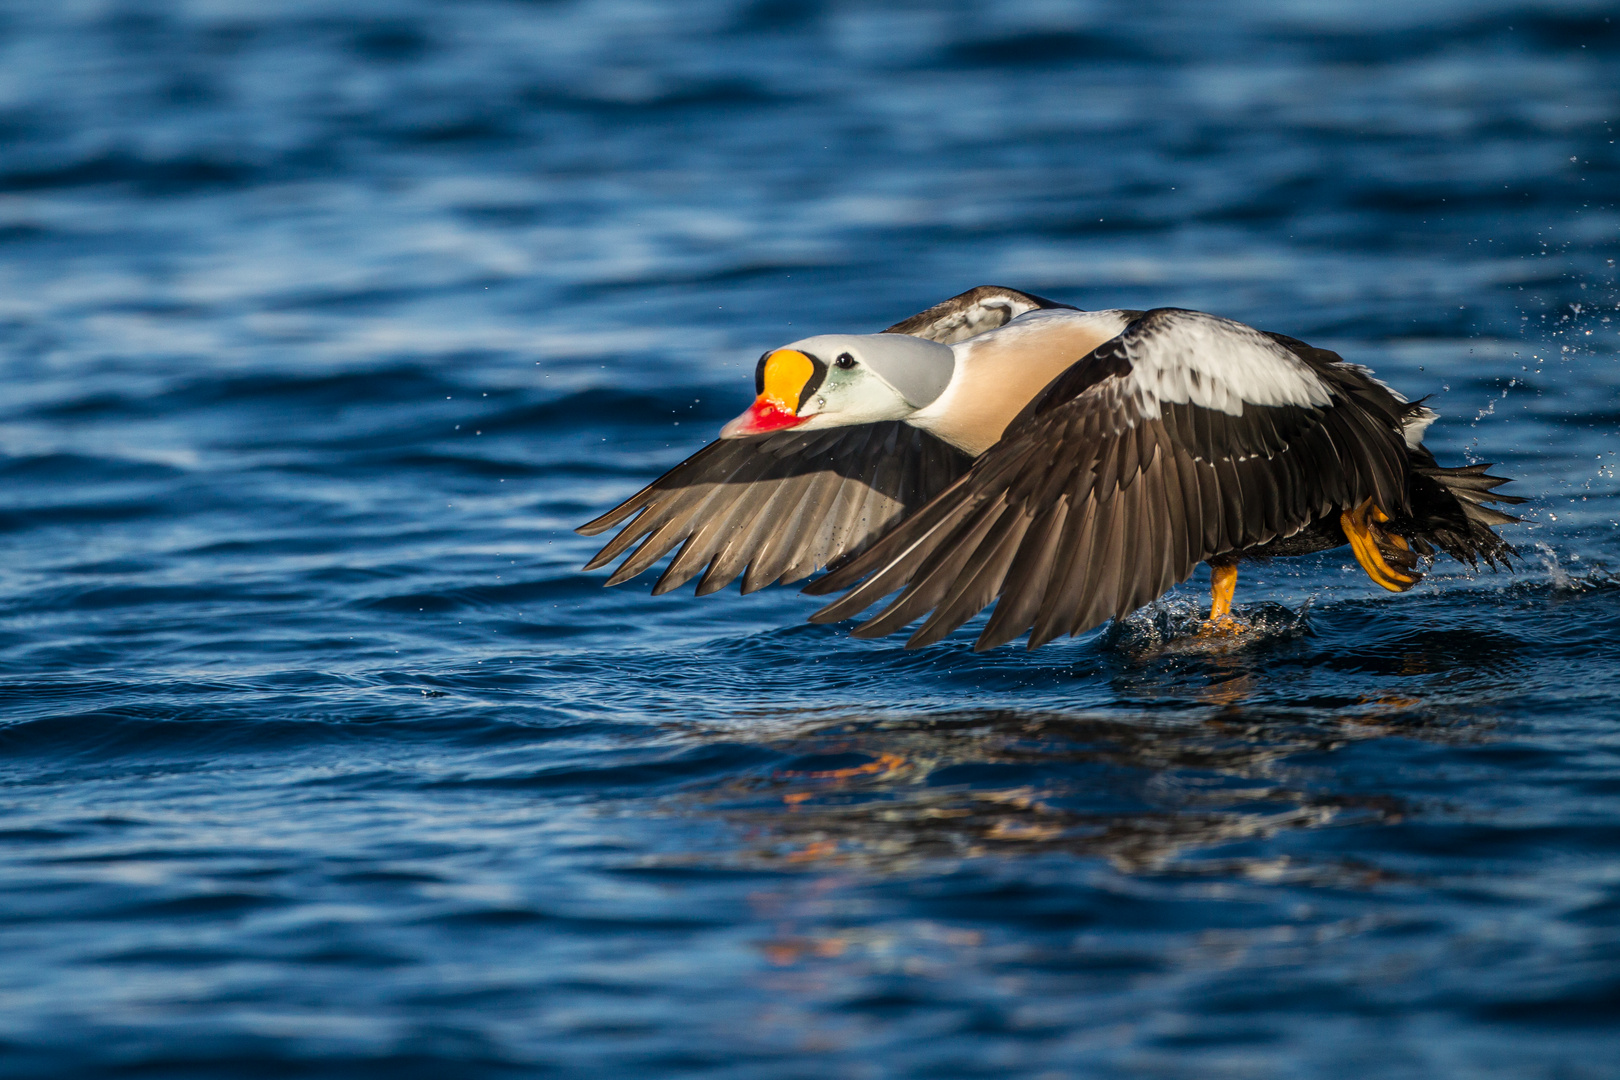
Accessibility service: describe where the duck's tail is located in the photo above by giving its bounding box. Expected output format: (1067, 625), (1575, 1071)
(1399, 463), (1525, 569)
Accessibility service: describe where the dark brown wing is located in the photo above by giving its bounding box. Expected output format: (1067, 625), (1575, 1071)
(577, 422), (972, 596)
(883, 285), (1075, 344)
(805, 310), (1415, 651)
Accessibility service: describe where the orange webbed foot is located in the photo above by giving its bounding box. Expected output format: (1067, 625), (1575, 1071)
(1340, 498), (1423, 592)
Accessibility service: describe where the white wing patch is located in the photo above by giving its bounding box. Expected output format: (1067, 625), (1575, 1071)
(1400, 405), (1439, 448)
(1125, 310), (1333, 416)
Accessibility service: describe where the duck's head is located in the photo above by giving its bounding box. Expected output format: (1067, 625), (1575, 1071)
(720, 333), (956, 438)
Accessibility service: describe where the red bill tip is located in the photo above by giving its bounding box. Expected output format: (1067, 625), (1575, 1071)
(720, 397), (805, 438)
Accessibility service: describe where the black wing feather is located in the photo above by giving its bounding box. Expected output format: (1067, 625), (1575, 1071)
(579, 422), (971, 593)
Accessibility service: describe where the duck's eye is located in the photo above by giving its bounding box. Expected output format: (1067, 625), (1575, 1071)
(834, 353), (857, 370)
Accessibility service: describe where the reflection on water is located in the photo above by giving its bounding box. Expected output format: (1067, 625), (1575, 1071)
(667, 697), (1472, 880)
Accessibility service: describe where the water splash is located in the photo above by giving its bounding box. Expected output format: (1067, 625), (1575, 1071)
(1103, 596), (1313, 655)
(1533, 541), (1619, 592)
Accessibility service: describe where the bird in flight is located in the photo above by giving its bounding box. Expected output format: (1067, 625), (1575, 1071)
(578, 286), (1523, 651)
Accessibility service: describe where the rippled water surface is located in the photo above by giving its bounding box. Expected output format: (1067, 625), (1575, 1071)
(1, 1), (1619, 1077)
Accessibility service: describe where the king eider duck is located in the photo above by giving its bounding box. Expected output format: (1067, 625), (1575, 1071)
(578, 286), (1524, 650)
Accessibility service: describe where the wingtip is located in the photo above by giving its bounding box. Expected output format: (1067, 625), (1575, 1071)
(650, 572), (693, 597)
(972, 623), (1024, 652)
(805, 603), (846, 626)
(576, 509), (632, 537)
(807, 589), (874, 625)
(693, 576), (732, 598)
(800, 574), (841, 597)
(905, 624), (950, 650)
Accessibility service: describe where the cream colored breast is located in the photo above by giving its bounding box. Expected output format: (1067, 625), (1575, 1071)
(911, 310), (1131, 456)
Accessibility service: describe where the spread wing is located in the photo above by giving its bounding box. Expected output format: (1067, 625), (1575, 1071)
(883, 285), (1075, 344)
(805, 309), (1414, 651)
(576, 286), (1064, 596)
(577, 422), (971, 596)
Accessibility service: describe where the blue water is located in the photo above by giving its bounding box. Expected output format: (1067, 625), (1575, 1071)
(1, 1), (1618, 1076)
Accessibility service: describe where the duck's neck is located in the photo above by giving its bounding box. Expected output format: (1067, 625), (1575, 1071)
(910, 309), (1132, 456)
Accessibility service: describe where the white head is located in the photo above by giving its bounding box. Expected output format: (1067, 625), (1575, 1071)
(719, 333), (956, 438)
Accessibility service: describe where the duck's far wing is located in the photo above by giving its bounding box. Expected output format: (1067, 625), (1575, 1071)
(806, 308), (1414, 651)
(577, 422), (972, 596)
(883, 285), (1075, 344)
